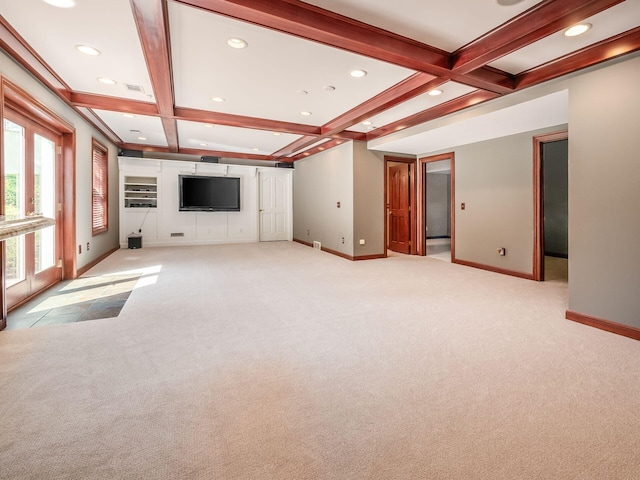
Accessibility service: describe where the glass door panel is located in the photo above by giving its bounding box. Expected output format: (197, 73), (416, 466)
(3, 119), (26, 287)
(34, 133), (56, 273)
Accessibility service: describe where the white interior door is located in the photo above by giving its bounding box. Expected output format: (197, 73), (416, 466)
(259, 171), (289, 241)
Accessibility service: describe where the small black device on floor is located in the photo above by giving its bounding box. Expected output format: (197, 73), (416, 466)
(127, 234), (142, 249)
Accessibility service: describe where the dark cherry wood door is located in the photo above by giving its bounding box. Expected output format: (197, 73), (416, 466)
(388, 163), (411, 254)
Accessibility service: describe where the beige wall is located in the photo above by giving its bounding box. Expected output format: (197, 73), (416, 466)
(568, 54), (640, 328)
(353, 141), (384, 257)
(421, 125), (566, 275)
(0, 51), (120, 270)
(293, 142), (354, 256)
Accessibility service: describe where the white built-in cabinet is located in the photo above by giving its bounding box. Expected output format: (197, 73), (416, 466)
(118, 157), (292, 248)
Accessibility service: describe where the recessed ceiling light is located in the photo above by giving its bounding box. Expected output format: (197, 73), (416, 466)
(300, 111), (312, 116)
(137, 136), (147, 141)
(211, 97), (225, 103)
(200, 143), (207, 146)
(564, 23), (592, 37)
(496, 0), (525, 5)
(362, 120), (372, 126)
(43, 0), (76, 7)
(252, 148), (259, 151)
(97, 77), (116, 85)
(203, 124), (213, 128)
(122, 113), (135, 118)
(428, 89), (443, 96)
(76, 45), (101, 56)
(350, 69), (367, 78)
(323, 85), (336, 91)
(273, 132), (281, 136)
(226, 38), (248, 49)
(296, 90), (308, 95)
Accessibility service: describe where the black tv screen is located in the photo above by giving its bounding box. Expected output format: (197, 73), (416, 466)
(179, 175), (240, 212)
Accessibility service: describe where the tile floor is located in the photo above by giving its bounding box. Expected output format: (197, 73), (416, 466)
(6, 274), (140, 330)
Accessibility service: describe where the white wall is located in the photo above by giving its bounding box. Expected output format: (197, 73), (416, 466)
(0, 50), (119, 270)
(568, 54), (640, 328)
(120, 157), (291, 247)
(293, 142), (354, 256)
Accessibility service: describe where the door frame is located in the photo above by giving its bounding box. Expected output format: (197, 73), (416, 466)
(533, 130), (568, 281)
(417, 153), (455, 258)
(384, 155), (417, 255)
(1, 77), (77, 328)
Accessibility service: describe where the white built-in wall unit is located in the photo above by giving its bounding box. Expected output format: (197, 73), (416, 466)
(119, 157), (292, 248)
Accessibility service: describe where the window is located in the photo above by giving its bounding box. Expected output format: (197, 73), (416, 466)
(92, 139), (108, 235)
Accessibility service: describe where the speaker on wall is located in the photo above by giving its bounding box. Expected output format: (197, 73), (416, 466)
(201, 156), (220, 163)
(275, 162), (294, 168)
(119, 149), (143, 158)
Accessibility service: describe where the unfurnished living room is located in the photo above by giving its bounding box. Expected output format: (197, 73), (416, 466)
(0, 1), (639, 479)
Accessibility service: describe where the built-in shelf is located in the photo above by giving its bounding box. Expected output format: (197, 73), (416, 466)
(124, 176), (157, 208)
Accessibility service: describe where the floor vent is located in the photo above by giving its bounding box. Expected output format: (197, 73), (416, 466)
(170, 232), (184, 237)
(313, 241), (321, 250)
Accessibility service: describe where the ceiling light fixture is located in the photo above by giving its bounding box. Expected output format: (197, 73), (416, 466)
(122, 113), (135, 118)
(350, 69), (367, 78)
(252, 148), (259, 151)
(300, 111), (312, 116)
(200, 143), (207, 146)
(273, 132), (281, 136)
(323, 85), (336, 91)
(43, 0), (76, 7)
(76, 45), (101, 56)
(203, 124), (213, 128)
(296, 90), (308, 95)
(362, 120), (372, 126)
(97, 77), (116, 85)
(137, 136), (147, 141)
(211, 97), (225, 103)
(428, 89), (443, 96)
(226, 38), (248, 49)
(564, 23), (592, 37)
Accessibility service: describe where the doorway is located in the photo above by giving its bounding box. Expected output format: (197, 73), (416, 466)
(3, 107), (63, 309)
(385, 157), (415, 254)
(259, 170), (291, 242)
(416, 153), (455, 259)
(534, 131), (568, 282)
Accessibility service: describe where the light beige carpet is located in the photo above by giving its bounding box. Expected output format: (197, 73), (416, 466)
(0, 242), (639, 479)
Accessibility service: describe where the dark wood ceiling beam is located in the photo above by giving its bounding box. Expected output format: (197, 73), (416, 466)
(174, 0), (451, 75)
(272, 135), (321, 158)
(130, 0), (178, 151)
(515, 26), (640, 90)
(452, 0), (624, 74)
(119, 143), (276, 161)
(320, 73), (443, 137)
(368, 90), (499, 141)
(0, 16), (70, 100)
(174, 106), (321, 136)
(70, 92), (159, 116)
(290, 139), (347, 162)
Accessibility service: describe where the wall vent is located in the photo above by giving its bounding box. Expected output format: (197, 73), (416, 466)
(313, 241), (321, 250)
(170, 232), (184, 237)
(125, 84), (145, 94)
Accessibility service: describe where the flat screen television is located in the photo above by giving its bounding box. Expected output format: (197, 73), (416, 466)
(178, 175), (241, 212)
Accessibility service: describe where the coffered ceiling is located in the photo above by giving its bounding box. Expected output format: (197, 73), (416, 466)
(0, 0), (639, 161)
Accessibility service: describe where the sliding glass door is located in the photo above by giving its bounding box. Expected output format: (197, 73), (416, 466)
(3, 108), (62, 309)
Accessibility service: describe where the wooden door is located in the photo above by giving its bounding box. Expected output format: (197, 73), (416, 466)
(388, 163), (411, 254)
(259, 171), (289, 241)
(3, 109), (63, 309)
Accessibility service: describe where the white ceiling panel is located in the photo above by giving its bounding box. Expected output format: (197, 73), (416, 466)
(302, 0), (542, 52)
(177, 121), (301, 155)
(169, 1), (416, 126)
(490, 0), (640, 74)
(350, 82), (477, 133)
(0, 0), (154, 100)
(93, 110), (167, 147)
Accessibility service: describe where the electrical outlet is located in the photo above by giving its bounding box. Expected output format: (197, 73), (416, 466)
(86, 242), (90, 251)
(341, 237), (345, 244)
